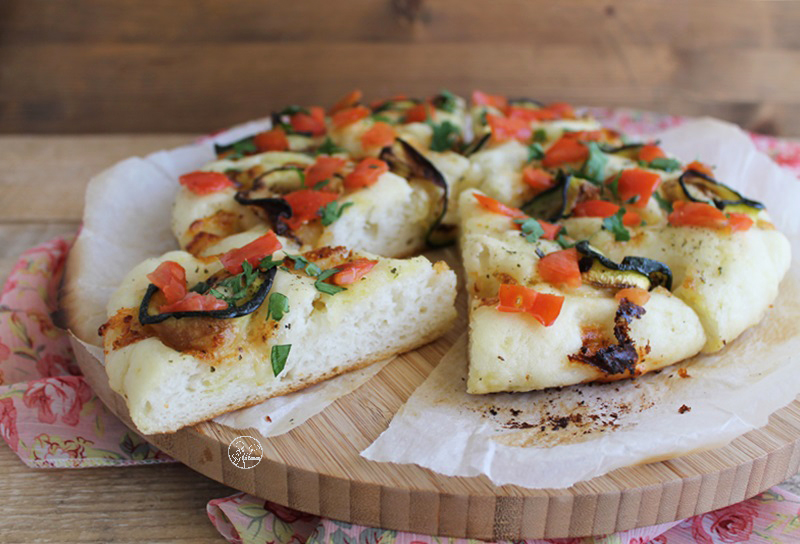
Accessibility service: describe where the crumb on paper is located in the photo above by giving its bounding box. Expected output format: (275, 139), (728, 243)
(679, 404), (692, 414)
(678, 368), (691, 379)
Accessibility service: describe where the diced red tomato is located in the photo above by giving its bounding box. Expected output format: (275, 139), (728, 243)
(218, 231), (283, 274)
(331, 258), (379, 286)
(290, 106), (327, 136)
(537, 220), (562, 240)
(159, 292), (228, 314)
(360, 122), (396, 149)
(638, 144), (666, 163)
(486, 114), (531, 143)
(506, 107), (558, 123)
(686, 160), (715, 178)
(572, 199), (620, 219)
(329, 89), (362, 115)
(521, 166), (554, 192)
(562, 130), (609, 142)
(615, 287), (651, 306)
(668, 200), (728, 229)
(331, 105), (371, 129)
(622, 211), (642, 227)
(546, 102), (576, 119)
(146, 261), (187, 305)
(254, 128), (289, 152)
(497, 283), (538, 313)
(537, 248), (582, 288)
(542, 137), (589, 168)
(728, 212), (754, 232)
(496, 284), (565, 327)
(343, 158), (389, 189)
(282, 189), (339, 230)
(369, 94), (408, 110)
(178, 171), (234, 195)
(305, 157), (346, 187)
(472, 90), (508, 111)
(473, 193), (526, 218)
(404, 102), (433, 123)
(617, 168), (661, 208)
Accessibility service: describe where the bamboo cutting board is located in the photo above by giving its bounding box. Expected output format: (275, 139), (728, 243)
(71, 325), (800, 540)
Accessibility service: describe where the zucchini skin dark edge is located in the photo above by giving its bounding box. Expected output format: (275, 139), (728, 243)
(380, 138), (452, 248)
(138, 266), (278, 325)
(678, 169), (765, 211)
(575, 240), (673, 291)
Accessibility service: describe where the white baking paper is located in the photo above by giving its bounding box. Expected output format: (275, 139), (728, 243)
(69, 117), (394, 438)
(361, 118), (800, 489)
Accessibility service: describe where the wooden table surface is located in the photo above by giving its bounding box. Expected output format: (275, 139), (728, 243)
(1, 134), (799, 543)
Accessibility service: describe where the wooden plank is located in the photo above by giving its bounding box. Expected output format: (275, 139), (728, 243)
(1, 40), (800, 135)
(0, 0), (792, 48)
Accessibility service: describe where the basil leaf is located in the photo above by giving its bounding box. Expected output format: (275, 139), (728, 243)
(316, 138), (345, 156)
(271, 344), (291, 376)
(533, 129), (547, 143)
(514, 218), (545, 243)
(277, 105), (309, 116)
(527, 142), (545, 162)
(266, 292), (290, 322)
(371, 114), (394, 124)
(602, 209), (631, 241)
(653, 192), (673, 213)
(581, 142), (608, 184)
(556, 234), (576, 249)
(433, 89), (459, 113)
(214, 136), (257, 159)
(259, 255), (283, 271)
(607, 172), (621, 200)
(429, 121), (461, 152)
(319, 201), (353, 226)
(314, 268), (346, 295)
(647, 157), (681, 172)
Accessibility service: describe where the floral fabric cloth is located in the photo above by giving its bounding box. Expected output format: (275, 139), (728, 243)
(1, 110), (800, 542)
(0, 237), (170, 467)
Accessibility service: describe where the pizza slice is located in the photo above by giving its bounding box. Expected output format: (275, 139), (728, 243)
(459, 189), (706, 393)
(100, 229), (457, 434)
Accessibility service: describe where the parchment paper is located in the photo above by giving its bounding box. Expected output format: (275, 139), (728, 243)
(70, 117), (394, 438)
(361, 118), (800, 489)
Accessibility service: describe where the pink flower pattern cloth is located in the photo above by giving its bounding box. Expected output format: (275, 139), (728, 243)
(2, 110), (800, 542)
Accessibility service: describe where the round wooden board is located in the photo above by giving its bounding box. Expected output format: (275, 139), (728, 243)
(72, 328), (800, 541)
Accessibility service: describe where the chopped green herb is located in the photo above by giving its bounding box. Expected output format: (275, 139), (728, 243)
(434, 89), (459, 113)
(277, 105), (309, 116)
(607, 172), (621, 200)
(314, 268), (346, 295)
(208, 264), (261, 305)
(653, 192), (673, 213)
(581, 142), (608, 184)
(271, 344), (291, 376)
(259, 255), (283, 271)
(316, 137), (345, 156)
(214, 136), (257, 160)
(533, 129), (547, 143)
(312, 179), (330, 190)
(602, 209), (631, 241)
(285, 254), (322, 277)
(371, 114), (394, 124)
(527, 142), (545, 162)
(266, 292), (290, 322)
(556, 235), (576, 249)
(479, 110), (488, 126)
(514, 218), (545, 243)
(429, 121), (461, 152)
(646, 157), (681, 172)
(319, 200), (353, 226)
